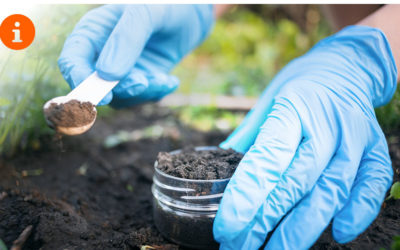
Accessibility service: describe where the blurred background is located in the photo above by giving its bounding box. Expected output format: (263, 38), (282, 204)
(1, 4), (399, 156)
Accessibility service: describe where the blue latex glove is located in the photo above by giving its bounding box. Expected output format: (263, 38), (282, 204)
(58, 4), (214, 107)
(214, 25), (397, 249)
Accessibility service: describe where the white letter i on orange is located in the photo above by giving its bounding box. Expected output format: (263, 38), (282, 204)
(12, 21), (22, 43)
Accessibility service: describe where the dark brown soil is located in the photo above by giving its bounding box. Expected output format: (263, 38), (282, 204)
(44, 99), (96, 128)
(153, 200), (218, 250)
(1, 104), (399, 249)
(156, 147), (243, 180)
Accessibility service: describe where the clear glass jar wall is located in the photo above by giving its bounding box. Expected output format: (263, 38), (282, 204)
(152, 146), (230, 249)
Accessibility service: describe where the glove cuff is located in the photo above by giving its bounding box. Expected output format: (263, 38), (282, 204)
(311, 25), (398, 108)
(193, 5), (215, 45)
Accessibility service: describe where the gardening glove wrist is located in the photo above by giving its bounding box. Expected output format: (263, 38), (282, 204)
(214, 25), (397, 249)
(58, 4), (214, 107)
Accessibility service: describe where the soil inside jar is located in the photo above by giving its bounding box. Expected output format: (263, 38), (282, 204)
(44, 99), (96, 128)
(153, 199), (218, 250)
(156, 147), (243, 180)
(154, 147), (244, 249)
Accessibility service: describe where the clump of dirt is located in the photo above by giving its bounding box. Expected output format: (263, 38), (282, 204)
(44, 100), (96, 128)
(156, 147), (243, 180)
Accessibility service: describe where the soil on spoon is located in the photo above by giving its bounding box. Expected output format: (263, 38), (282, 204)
(156, 147), (243, 180)
(44, 99), (96, 128)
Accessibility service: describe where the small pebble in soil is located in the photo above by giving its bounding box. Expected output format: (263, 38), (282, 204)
(156, 147), (244, 180)
(44, 99), (96, 128)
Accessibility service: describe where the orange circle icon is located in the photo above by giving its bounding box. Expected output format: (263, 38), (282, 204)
(0, 14), (35, 50)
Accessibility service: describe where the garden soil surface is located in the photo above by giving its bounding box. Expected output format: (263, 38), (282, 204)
(0, 104), (399, 250)
(156, 147), (243, 180)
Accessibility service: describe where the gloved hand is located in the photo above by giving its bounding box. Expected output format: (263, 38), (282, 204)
(214, 25), (397, 249)
(58, 4), (214, 107)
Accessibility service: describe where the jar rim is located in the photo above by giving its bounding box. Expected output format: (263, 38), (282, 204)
(154, 146), (232, 183)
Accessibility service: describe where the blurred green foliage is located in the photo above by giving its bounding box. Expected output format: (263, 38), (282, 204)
(0, 5), (111, 155)
(177, 106), (246, 132)
(392, 236), (400, 250)
(0, 5), (399, 156)
(173, 5), (331, 131)
(376, 88), (400, 132)
(174, 5), (331, 97)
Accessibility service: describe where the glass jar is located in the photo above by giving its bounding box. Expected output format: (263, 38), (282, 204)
(152, 146), (230, 249)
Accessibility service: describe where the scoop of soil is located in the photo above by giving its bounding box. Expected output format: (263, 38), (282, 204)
(44, 99), (96, 128)
(156, 147), (243, 180)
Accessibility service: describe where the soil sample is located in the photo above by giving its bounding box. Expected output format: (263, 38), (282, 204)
(156, 147), (243, 180)
(153, 199), (219, 249)
(44, 100), (96, 128)
(153, 147), (243, 249)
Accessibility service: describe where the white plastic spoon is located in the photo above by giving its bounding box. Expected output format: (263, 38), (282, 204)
(43, 72), (119, 136)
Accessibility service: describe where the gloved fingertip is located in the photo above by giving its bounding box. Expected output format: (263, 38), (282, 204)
(150, 72), (179, 86)
(213, 196), (250, 243)
(162, 75), (180, 95)
(130, 84), (147, 95)
(218, 141), (229, 150)
(58, 59), (94, 90)
(212, 220), (225, 242)
(331, 147), (392, 245)
(218, 123), (261, 154)
(96, 67), (125, 82)
(168, 75), (180, 88)
(219, 139), (247, 154)
(332, 227), (356, 244)
(97, 91), (113, 106)
(331, 210), (361, 244)
(166, 77), (180, 96)
(130, 70), (149, 85)
(148, 73), (180, 100)
(125, 71), (149, 95)
(218, 242), (235, 250)
(113, 71), (149, 98)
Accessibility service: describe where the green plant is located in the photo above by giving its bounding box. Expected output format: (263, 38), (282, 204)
(387, 181), (400, 200)
(0, 5), (95, 155)
(0, 55), (50, 155)
(392, 235), (400, 250)
(0, 238), (7, 250)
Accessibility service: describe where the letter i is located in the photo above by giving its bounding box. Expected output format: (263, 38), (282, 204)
(12, 22), (22, 43)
